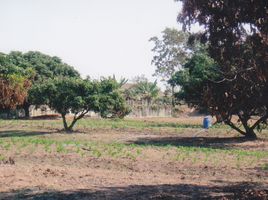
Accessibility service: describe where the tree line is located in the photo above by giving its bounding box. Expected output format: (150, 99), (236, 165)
(0, 51), (131, 132)
(0, 51), (168, 132)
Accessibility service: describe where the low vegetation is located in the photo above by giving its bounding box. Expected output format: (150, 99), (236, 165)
(0, 117), (267, 199)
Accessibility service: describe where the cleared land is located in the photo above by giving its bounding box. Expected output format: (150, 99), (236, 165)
(0, 117), (267, 200)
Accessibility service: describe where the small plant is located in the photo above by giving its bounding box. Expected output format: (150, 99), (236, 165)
(0, 154), (6, 161)
(92, 149), (102, 158)
(3, 142), (11, 150)
(56, 143), (66, 153)
(262, 163), (268, 170)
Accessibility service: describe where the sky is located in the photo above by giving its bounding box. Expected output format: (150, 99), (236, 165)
(0, 0), (182, 83)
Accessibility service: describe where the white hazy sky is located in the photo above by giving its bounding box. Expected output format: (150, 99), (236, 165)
(0, 0), (182, 82)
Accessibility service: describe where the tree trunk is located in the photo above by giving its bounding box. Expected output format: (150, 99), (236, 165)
(171, 85), (175, 108)
(68, 118), (78, 132)
(239, 117), (257, 140)
(171, 85), (176, 117)
(61, 114), (72, 132)
(225, 119), (257, 140)
(244, 128), (257, 140)
(23, 103), (30, 119)
(61, 114), (80, 133)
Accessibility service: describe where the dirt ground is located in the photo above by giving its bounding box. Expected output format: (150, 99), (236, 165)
(0, 118), (267, 200)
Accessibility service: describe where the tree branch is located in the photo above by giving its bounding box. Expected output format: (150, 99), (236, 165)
(251, 113), (268, 130)
(225, 120), (246, 136)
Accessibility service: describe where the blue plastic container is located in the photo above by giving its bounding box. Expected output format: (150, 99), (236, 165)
(203, 116), (211, 129)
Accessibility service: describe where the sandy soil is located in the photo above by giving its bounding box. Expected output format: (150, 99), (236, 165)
(0, 119), (267, 200)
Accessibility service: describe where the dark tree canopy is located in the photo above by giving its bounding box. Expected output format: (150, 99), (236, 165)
(172, 46), (268, 138)
(174, 0), (268, 139)
(177, 0), (268, 79)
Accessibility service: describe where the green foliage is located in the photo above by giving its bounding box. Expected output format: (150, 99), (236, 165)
(1, 51), (81, 117)
(30, 78), (97, 131)
(170, 48), (218, 109)
(1, 132), (267, 166)
(124, 75), (160, 103)
(30, 77), (130, 131)
(171, 42), (268, 138)
(7, 51), (80, 81)
(0, 53), (35, 79)
(97, 77), (131, 119)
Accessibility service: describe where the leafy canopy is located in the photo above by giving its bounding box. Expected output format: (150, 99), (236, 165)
(30, 77), (130, 132)
(172, 41), (268, 139)
(175, 0), (268, 139)
(2, 51), (80, 117)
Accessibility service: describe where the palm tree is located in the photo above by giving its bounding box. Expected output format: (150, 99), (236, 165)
(134, 80), (159, 105)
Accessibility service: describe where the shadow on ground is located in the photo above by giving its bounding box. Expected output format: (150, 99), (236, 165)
(128, 136), (254, 149)
(0, 182), (267, 200)
(0, 130), (51, 138)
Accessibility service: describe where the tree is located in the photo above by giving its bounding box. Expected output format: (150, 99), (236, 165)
(127, 75), (160, 105)
(175, 0), (268, 139)
(30, 77), (130, 132)
(176, 0), (268, 79)
(6, 51), (80, 118)
(172, 45), (268, 139)
(7, 51), (80, 80)
(150, 28), (189, 108)
(133, 80), (159, 105)
(170, 47), (218, 108)
(97, 77), (131, 119)
(30, 78), (98, 132)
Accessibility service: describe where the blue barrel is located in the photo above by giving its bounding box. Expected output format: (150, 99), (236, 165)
(203, 116), (211, 129)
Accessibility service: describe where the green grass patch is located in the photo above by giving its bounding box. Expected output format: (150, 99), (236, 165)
(262, 163), (268, 170)
(1, 136), (267, 163)
(0, 118), (230, 132)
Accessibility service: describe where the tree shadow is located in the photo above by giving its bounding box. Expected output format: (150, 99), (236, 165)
(0, 182), (267, 200)
(128, 136), (254, 149)
(0, 130), (52, 138)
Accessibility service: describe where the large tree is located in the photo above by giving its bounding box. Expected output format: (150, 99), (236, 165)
(150, 28), (189, 107)
(174, 0), (268, 139)
(6, 51), (80, 117)
(176, 0), (268, 79)
(172, 44), (268, 139)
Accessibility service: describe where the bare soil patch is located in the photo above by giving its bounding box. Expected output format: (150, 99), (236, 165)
(0, 117), (267, 199)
